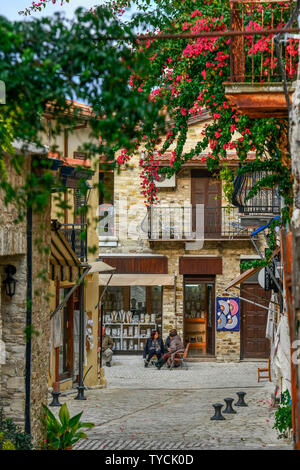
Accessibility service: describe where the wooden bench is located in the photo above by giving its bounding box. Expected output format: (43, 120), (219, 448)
(170, 343), (190, 370)
(258, 357), (271, 382)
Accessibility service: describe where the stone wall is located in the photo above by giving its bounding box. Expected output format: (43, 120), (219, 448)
(0, 154), (28, 428)
(0, 154), (51, 446)
(0, 254), (27, 426)
(30, 205), (51, 444)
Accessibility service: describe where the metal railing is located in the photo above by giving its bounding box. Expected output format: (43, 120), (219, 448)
(60, 223), (88, 262)
(141, 206), (253, 240)
(230, 0), (297, 83)
(232, 171), (281, 215)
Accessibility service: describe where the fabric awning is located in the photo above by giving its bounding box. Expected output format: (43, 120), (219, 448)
(85, 260), (116, 274)
(99, 273), (175, 286)
(223, 246), (281, 292)
(50, 228), (83, 282)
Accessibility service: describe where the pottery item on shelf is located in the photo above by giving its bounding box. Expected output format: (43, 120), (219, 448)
(140, 341), (144, 349)
(151, 314), (156, 323)
(129, 340), (134, 350)
(147, 328), (151, 337)
(111, 311), (116, 322)
(140, 313), (145, 323)
(106, 327), (111, 336)
(123, 327), (127, 337)
(123, 340), (127, 350)
(134, 326), (139, 337)
(145, 314), (150, 323)
(128, 326), (133, 337)
(119, 310), (124, 322)
(115, 341), (120, 350)
(134, 343), (138, 350)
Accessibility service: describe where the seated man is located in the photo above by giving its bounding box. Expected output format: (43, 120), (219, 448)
(102, 327), (114, 367)
(155, 329), (184, 370)
(143, 330), (164, 367)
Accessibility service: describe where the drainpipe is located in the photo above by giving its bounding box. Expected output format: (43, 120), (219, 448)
(25, 204), (32, 435)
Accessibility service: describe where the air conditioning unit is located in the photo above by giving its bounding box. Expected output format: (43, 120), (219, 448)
(155, 173), (176, 188)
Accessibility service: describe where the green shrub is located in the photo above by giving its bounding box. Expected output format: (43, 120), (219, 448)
(0, 409), (32, 450)
(273, 390), (292, 439)
(41, 403), (94, 450)
(0, 433), (16, 451)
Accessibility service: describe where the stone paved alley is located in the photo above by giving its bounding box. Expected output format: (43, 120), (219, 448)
(53, 357), (293, 450)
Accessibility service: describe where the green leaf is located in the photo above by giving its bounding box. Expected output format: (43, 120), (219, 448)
(58, 403), (70, 427)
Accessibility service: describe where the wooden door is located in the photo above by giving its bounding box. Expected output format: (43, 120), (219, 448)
(240, 283), (270, 359)
(191, 170), (221, 238)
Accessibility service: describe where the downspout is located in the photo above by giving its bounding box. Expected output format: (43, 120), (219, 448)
(25, 203), (32, 435)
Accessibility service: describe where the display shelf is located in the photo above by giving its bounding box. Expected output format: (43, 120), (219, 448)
(185, 320), (205, 324)
(184, 316), (207, 351)
(104, 321), (157, 351)
(104, 322), (157, 326)
(189, 342), (206, 348)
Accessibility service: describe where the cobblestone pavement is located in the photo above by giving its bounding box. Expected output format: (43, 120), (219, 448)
(53, 356), (293, 450)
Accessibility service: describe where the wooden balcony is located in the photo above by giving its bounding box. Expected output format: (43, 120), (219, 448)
(225, 0), (297, 118)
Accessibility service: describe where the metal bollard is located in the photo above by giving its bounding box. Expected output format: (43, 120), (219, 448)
(49, 391), (62, 407)
(223, 397), (237, 414)
(235, 391), (248, 407)
(210, 403), (225, 420)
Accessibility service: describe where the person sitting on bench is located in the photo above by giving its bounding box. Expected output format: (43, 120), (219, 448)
(155, 329), (184, 370)
(143, 330), (164, 368)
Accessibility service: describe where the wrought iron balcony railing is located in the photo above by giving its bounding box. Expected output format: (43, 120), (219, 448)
(60, 223), (88, 262)
(230, 0), (297, 83)
(141, 206), (253, 241)
(232, 171), (281, 215)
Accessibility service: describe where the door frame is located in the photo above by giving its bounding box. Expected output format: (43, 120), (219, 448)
(240, 282), (270, 360)
(183, 275), (216, 356)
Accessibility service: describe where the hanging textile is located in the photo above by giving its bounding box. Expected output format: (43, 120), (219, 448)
(273, 314), (291, 395)
(266, 293), (277, 341)
(53, 311), (63, 348)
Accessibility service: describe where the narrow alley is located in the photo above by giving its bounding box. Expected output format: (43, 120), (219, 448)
(53, 357), (293, 450)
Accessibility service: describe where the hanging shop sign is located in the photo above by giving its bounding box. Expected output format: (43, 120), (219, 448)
(216, 297), (240, 332)
(258, 250), (281, 292)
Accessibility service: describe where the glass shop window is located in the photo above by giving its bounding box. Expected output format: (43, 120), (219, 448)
(101, 285), (163, 352)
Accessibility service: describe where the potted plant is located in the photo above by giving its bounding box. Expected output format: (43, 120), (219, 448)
(41, 403), (94, 450)
(273, 389), (292, 440)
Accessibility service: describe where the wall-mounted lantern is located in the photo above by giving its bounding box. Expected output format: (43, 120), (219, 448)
(3, 265), (17, 298)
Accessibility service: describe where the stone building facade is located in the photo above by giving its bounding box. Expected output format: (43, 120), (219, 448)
(99, 115), (268, 361)
(0, 151), (51, 445)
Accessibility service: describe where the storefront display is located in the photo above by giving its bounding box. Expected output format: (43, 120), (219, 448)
(102, 285), (163, 353)
(184, 283), (207, 350)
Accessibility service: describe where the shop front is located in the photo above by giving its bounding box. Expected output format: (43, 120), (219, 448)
(183, 277), (215, 355)
(99, 273), (174, 354)
(99, 256), (173, 354)
(180, 256), (222, 357)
